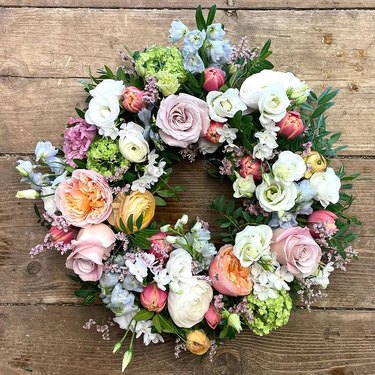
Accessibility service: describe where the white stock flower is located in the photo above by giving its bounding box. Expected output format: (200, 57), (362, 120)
(311, 262), (334, 289)
(253, 143), (274, 161)
(167, 277), (213, 328)
(233, 225), (273, 267)
(255, 130), (278, 149)
(165, 249), (193, 290)
(206, 88), (247, 122)
(126, 258), (148, 283)
(216, 124), (238, 146)
(310, 167), (341, 208)
(267, 266), (294, 291)
(152, 269), (171, 291)
(119, 122), (149, 163)
(256, 175), (298, 213)
(89, 79), (125, 99)
(272, 151), (306, 185)
(233, 173), (256, 198)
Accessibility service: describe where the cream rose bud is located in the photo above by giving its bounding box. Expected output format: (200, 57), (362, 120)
(310, 167), (341, 208)
(168, 277), (213, 328)
(206, 88), (247, 123)
(258, 83), (290, 125)
(256, 174), (298, 213)
(118, 122), (149, 163)
(272, 151), (306, 186)
(166, 249), (193, 290)
(233, 173), (256, 198)
(233, 225), (273, 267)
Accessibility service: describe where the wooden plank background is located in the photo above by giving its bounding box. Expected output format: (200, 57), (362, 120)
(0, 2), (374, 374)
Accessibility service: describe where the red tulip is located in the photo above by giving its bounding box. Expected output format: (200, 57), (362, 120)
(140, 283), (168, 313)
(203, 67), (225, 92)
(277, 111), (304, 140)
(49, 225), (79, 244)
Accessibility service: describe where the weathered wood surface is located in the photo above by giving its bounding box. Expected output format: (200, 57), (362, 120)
(0, 3), (374, 375)
(1, 0), (374, 9)
(1, 77), (374, 155)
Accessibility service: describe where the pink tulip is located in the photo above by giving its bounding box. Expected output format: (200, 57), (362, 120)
(307, 210), (338, 238)
(239, 155), (262, 181)
(49, 225), (79, 244)
(205, 121), (224, 144)
(276, 111), (304, 140)
(123, 86), (146, 113)
(203, 67), (225, 92)
(66, 224), (116, 282)
(148, 232), (173, 261)
(140, 283), (168, 313)
(209, 244), (252, 297)
(204, 303), (222, 329)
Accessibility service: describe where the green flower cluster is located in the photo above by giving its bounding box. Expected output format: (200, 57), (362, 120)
(86, 138), (129, 176)
(246, 290), (293, 336)
(135, 46), (186, 96)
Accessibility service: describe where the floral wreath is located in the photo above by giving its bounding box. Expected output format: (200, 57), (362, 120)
(16, 5), (360, 372)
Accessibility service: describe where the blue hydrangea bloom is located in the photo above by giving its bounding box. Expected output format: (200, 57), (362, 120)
(205, 40), (232, 63)
(34, 141), (58, 163)
(169, 19), (189, 43)
(183, 53), (205, 74)
(107, 283), (138, 316)
(182, 30), (206, 54)
(269, 212), (298, 229)
(206, 23), (225, 41)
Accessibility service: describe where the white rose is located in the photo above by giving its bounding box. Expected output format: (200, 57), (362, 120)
(256, 174), (298, 213)
(310, 167), (341, 208)
(258, 83), (290, 125)
(166, 249), (193, 290)
(233, 173), (256, 198)
(90, 79), (125, 99)
(272, 151), (306, 185)
(118, 122), (149, 163)
(85, 94), (120, 139)
(206, 88), (247, 123)
(233, 225), (273, 267)
(167, 277), (213, 328)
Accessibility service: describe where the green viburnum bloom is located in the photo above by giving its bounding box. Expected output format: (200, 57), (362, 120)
(86, 138), (129, 176)
(246, 290), (293, 336)
(135, 46), (186, 96)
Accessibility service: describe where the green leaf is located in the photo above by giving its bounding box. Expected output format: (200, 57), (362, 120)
(136, 213), (144, 230)
(259, 39), (272, 59)
(133, 309), (155, 322)
(219, 325), (229, 339)
(155, 196), (167, 206)
(75, 107), (85, 118)
(152, 314), (163, 333)
(311, 102), (335, 118)
(206, 4), (217, 25)
(230, 110), (243, 129)
(157, 189), (176, 198)
(195, 5), (207, 31)
(119, 218), (128, 233)
(127, 214), (134, 232)
(72, 159), (87, 168)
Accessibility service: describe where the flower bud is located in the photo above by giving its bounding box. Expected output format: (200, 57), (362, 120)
(307, 210), (338, 238)
(112, 342), (122, 354)
(203, 67), (225, 92)
(186, 330), (210, 355)
(121, 349), (132, 372)
(140, 283), (168, 313)
(49, 225), (79, 244)
(227, 313), (242, 333)
(123, 86), (146, 113)
(205, 120), (224, 144)
(276, 111), (304, 140)
(204, 303), (222, 329)
(239, 155), (262, 181)
(148, 232), (173, 260)
(303, 151), (327, 179)
(160, 224), (171, 232)
(15, 189), (40, 199)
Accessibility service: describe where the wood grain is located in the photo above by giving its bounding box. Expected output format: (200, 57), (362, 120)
(1, 77), (374, 155)
(0, 0), (374, 9)
(0, 305), (374, 375)
(1, 156), (374, 307)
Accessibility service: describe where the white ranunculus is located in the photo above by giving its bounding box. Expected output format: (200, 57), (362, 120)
(233, 225), (273, 267)
(118, 122), (149, 163)
(168, 277), (213, 328)
(272, 151), (306, 185)
(233, 174), (256, 198)
(85, 94), (120, 139)
(310, 167), (341, 208)
(90, 79), (125, 99)
(166, 249), (193, 291)
(206, 88), (247, 123)
(256, 174), (298, 213)
(258, 83), (290, 125)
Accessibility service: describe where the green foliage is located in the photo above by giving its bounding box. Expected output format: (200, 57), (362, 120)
(152, 168), (185, 205)
(228, 111), (254, 150)
(68, 274), (100, 305)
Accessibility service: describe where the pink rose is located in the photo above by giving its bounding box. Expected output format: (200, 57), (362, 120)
(148, 232), (173, 261)
(203, 67), (225, 92)
(271, 227), (322, 278)
(156, 93), (211, 148)
(239, 155), (262, 181)
(276, 111), (304, 140)
(66, 224), (115, 281)
(307, 210), (338, 238)
(204, 303), (222, 329)
(55, 169), (113, 228)
(123, 86), (146, 113)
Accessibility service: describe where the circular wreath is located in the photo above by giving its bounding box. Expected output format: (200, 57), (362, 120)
(16, 5), (360, 371)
